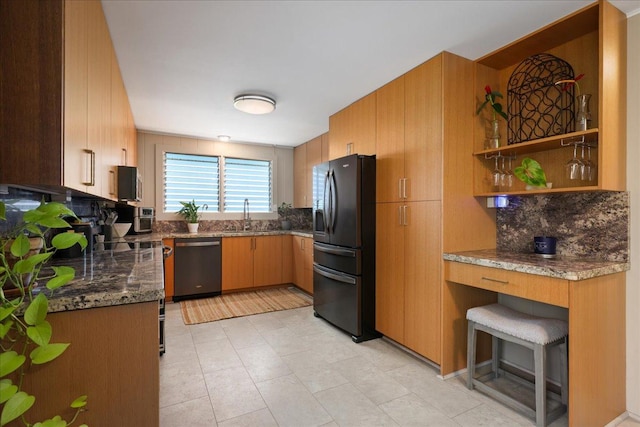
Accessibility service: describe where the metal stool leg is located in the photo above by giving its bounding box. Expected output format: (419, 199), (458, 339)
(467, 320), (477, 390)
(559, 338), (568, 406)
(534, 342), (547, 427)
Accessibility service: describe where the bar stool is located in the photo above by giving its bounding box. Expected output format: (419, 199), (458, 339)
(466, 303), (568, 427)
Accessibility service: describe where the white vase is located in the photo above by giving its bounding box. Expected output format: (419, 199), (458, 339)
(187, 223), (199, 233)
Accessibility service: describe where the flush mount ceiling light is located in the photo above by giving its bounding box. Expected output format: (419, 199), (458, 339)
(233, 94), (276, 115)
(218, 135), (231, 142)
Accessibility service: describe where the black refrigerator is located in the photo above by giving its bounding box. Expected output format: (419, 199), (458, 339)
(312, 153), (379, 342)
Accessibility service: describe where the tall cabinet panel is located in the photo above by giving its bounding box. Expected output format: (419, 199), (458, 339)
(63, 0), (89, 193)
(293, 133), (328, 208)
(329, 93), (376, 160)
(375, 52), (494, 366)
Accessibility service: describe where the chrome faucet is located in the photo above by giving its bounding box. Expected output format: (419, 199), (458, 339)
(243, 198), (251, 231)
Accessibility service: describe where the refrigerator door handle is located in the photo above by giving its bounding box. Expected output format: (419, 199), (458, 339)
(330, 169), (338, 232)
(323, 170), (331, 234)
(314, 242), (356, 257)
(313, 263), (357, 285)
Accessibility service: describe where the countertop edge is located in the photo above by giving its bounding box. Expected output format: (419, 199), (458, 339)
(126, 229), (314, 242)
(443, 251), (630, 281)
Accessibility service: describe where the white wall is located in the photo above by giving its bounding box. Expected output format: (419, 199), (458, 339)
(136, 131), (294, 221)
(626, 11), (640, 419)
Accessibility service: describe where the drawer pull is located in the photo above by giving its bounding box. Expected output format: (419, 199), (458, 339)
(481, 276), (509, 284)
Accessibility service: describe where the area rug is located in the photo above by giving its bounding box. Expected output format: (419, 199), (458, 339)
(180, 287), (313, 325)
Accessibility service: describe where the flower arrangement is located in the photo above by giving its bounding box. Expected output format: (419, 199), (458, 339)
(476, 85), (508, 120)
(555, 73), (585, 95)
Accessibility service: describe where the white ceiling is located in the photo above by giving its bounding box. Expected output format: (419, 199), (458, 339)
(102, 0), (640, 148)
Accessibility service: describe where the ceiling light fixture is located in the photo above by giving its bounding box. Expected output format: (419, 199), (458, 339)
(233, 94), (276, 115)
(218, 135), (231, 142)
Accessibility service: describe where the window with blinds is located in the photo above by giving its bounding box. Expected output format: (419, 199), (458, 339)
(163, 152), (220, 212)
(163, 153), (272, 214)
(224, 158), (272, 213)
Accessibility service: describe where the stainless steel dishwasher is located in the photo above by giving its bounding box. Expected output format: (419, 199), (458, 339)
(173, 237), (222, 301)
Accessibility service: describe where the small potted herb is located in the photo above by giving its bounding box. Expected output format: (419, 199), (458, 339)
(177, 200), (208, 233)
(278, 202), (293, 230)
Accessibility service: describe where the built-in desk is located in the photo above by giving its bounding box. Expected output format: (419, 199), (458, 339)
(442, 250), (629, 427)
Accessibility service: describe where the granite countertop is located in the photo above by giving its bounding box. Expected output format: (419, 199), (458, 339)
(125, 229), (313, 243)
(443, 249), (630, 281)
(36, 241), (165, 313)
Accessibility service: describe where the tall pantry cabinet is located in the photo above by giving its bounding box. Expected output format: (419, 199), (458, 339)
(375, 52), (495, 365)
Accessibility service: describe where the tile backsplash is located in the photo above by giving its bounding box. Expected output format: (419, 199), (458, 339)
(496, 191), (629, 262)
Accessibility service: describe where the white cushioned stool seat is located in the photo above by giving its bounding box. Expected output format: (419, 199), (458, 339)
(466, 303), (568, 427)
(467, 303), (568, 344)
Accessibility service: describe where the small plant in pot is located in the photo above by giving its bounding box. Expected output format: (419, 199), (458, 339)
(513, 157), (550, 190)
(278, 203), (292, 230)
(1, 201), (88, 426)
(177, 200), (208, 233)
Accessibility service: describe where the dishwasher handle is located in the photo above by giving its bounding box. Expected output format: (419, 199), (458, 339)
(175, 241), (221, 248)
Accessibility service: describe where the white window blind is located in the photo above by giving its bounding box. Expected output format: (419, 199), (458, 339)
(163, 152), (220, 212)
(224, 158), (272, 212)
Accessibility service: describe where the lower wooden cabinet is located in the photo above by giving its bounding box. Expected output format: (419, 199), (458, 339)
(292, 235), (313, 294)
(222, 235), (285, 291)
(376, 201), (442, 363)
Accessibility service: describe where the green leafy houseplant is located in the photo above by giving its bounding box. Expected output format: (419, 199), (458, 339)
(476, 85), (508, 121)
(0, 201), (88, 426)
(514, 157), (548, 188)
(177, 200), (208, 223)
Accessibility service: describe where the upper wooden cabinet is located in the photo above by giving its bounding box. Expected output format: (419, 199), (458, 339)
(329, 92), (376, 160)
(472, 0), (626, 196)
(0, 0), (136, 199)
(293, 132), (328, 208)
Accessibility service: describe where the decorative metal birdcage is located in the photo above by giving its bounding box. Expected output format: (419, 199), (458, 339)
(507, 53), (576, 144)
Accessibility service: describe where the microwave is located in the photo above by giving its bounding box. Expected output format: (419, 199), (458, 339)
(117, 166), (142, 202)
(115, 205), (154, 234)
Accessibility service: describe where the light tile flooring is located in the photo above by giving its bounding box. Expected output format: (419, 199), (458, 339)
(160, 302), (639, 427)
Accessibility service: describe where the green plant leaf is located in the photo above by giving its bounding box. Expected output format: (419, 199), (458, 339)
(0, 203), (5, 221)
(36, 201), (75, 218)
(27, 320), (52, 346)
(513, 157), (547, 187)
(0, 319), (14, 339)
(0, 379), (18, 404)
(13, 253), (53, 275)
(70, 395), (88, 409)
(0, 351), (26, 377)
(24, 293), (48, 326)
(0, 378), (18, 403)
(10, 234), (30, 258)
(46, 266), (76, 291)
(0, 306), (17, 323)
(30, 343), (69, 364)
(33, 415), (68, 427)
(0, 391), (35, 426)
(52, 232), (87, 251)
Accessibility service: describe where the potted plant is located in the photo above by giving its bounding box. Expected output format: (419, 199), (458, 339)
(278, 203), (293, 230)
(177, 200), (208, 233)
(0, 201), (88, 426)
(514, 157), (550, 190)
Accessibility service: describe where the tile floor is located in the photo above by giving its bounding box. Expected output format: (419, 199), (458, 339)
(160, 302), (639, 427)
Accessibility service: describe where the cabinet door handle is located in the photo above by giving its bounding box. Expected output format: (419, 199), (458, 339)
(403, 205), (408, 226)
(301, 238), (305, 251)
(398, 179), (403, 199)
(82, 149), (95, 186)
(398, 206), (403, 226)
(481, 276), (509, 284)
(403, 178), (408, 199)
(122, 148), (127, 166)
(109, 169), (116, 196)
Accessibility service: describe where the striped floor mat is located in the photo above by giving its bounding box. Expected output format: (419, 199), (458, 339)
(180, 287), (313, 325)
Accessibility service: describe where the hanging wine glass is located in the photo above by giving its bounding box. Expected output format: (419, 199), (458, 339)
(565, 144), (583, 180)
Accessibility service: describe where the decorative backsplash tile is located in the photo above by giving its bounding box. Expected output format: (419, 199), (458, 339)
(496, 192), (629, 262)
(154, 208), (313, 234)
